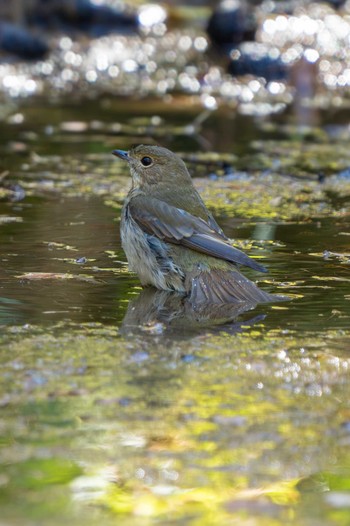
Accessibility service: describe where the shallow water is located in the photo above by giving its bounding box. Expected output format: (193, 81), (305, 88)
(0, 97), (350, 526)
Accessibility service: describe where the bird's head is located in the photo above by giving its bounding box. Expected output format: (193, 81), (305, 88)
(112, 144), (191, 190)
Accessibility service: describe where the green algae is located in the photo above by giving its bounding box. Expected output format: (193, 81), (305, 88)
(8, 146), (349, 224)
(198, 173), (348, 221)
(0, 324), (349, 525)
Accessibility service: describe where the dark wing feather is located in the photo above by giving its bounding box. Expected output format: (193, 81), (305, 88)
(129, 196), (267, 273)
(207, 211), (227, 238)
(188, 268), (278, 304)
(181, 234), (266, 273)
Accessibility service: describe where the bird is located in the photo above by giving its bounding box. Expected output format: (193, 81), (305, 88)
(112, 144), (283, 305)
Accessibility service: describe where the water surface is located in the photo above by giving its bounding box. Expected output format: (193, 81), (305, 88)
(0, 97), (349, 526)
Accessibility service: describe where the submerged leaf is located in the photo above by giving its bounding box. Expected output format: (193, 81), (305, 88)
(16, 272), (101, 284)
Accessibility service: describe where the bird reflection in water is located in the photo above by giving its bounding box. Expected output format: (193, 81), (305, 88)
(120, 287), (266, 338)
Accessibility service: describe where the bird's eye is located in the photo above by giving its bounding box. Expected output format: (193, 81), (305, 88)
(141, 156), (153, 167)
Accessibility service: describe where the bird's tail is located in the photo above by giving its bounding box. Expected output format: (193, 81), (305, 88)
(186, 268), (287, 305)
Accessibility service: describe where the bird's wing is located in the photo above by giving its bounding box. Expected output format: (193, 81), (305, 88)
(128, 196), (267, 273)
(207, 210), (227, 238)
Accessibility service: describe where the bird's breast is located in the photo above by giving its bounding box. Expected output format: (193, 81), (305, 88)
(120, 203), (185, 292)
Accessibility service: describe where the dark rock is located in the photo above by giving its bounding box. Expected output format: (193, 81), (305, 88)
(228, 43), (288, 81)
(325, 0), (346, 8)
(318, 172), (325, 184)
(207, 0), (256, 47)
(0, 22), (48, 60)
(28, 0), (138, 37)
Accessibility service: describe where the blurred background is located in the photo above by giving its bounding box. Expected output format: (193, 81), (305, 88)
(1, 0), (350, 112)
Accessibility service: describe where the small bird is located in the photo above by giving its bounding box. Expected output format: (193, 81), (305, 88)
(113, 145), (281, 305)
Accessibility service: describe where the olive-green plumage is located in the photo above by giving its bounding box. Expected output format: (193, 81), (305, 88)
(113, 144), (280, 305)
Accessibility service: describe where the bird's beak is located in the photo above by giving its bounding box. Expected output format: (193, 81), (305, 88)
(112, 149), (129, 161)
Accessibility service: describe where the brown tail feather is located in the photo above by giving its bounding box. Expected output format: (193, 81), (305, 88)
(187, 268), (286, 305)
